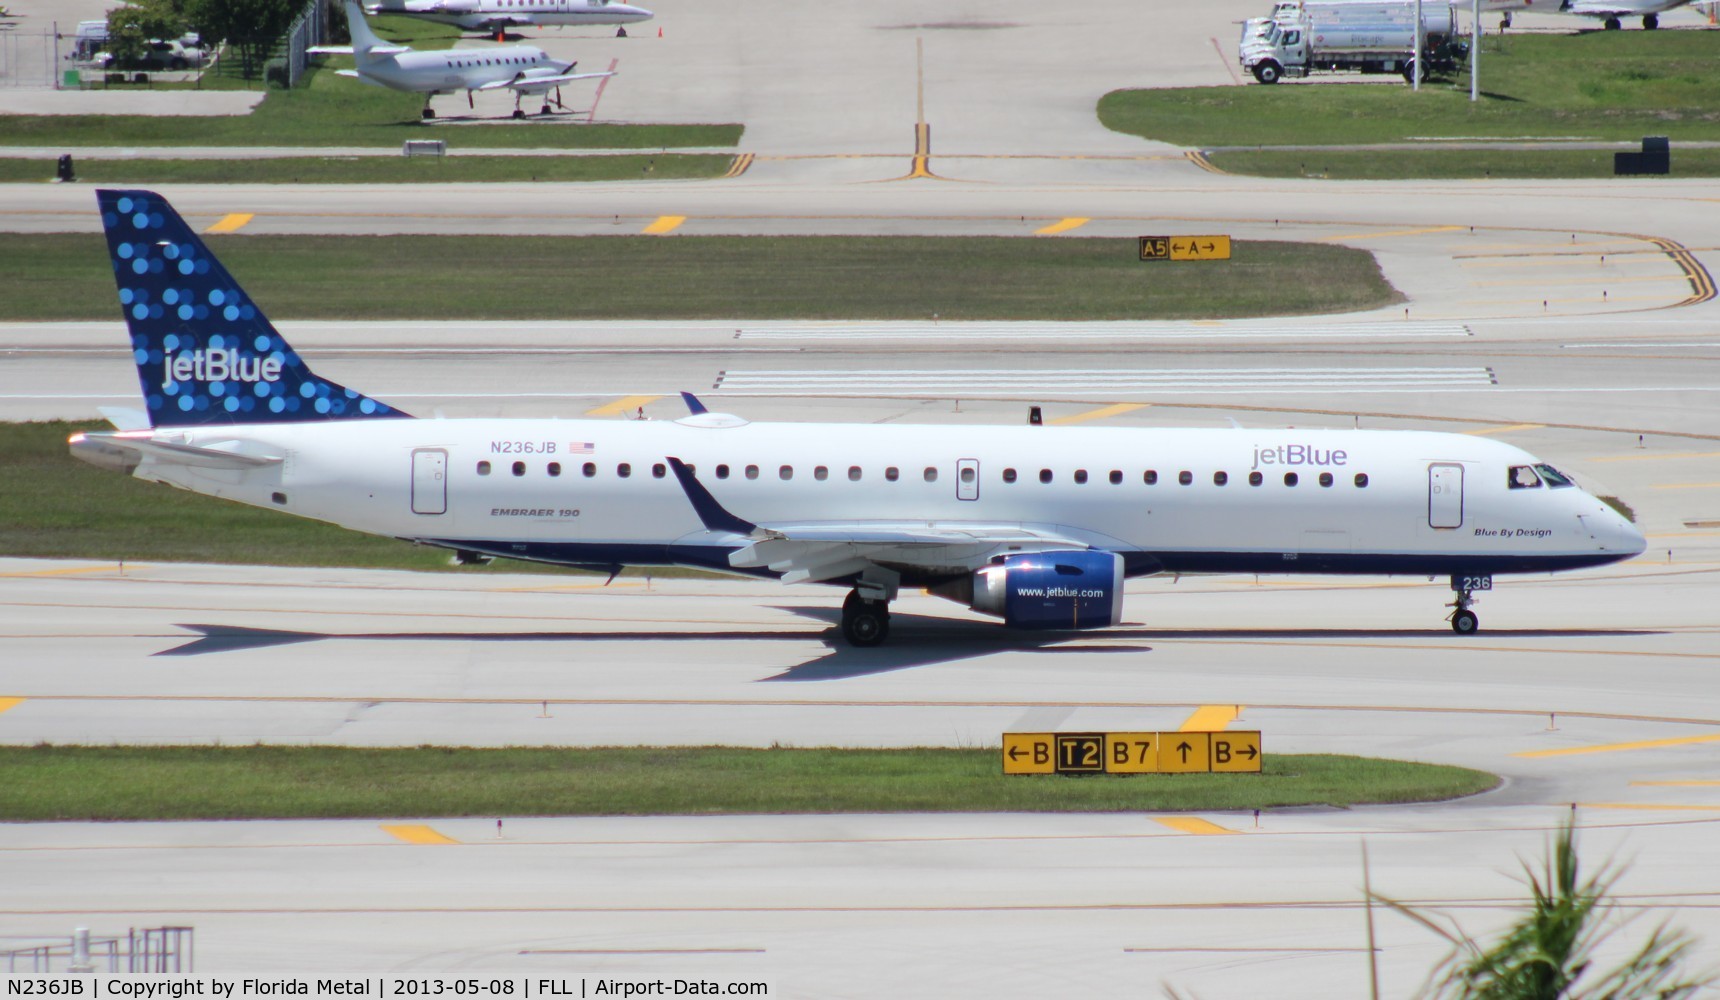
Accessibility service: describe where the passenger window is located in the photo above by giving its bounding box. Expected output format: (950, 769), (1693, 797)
(1214, 471), (1228, 486)
(1509, 465), (1543, 489)
(1249, 471), (1263, 486)
(815, 466), (829, 481)
(1003, 468), (1017, 483)
(848, 466), (862, 481)
(1109, 470), (1122, 485)
(746, 465), (759, 480)
(1354, 473), (1369, 488)
(716, 464), (730, 480)
(780, 465), (794, 481)
(477, 461), (491, 476)
(1319, 472), (1333, 487)
(1284, 472), (1299, 486)
(1177, 471), (1192, 486)
(652, 463), (666, 479)
(924, 467), (938, 482)
(512, 461), (526, 477)
(1144, 470), (1158, 485)
(1535, 464), (1575, 488)
(1039, 469), (1053, 484)
(960, 467), (976, 484)
(886, 466), (900, 482)
(548, 462), (561, 477)
(583, 462), (596, 478)
(617, 463), (631, 478)
(1074, 470), (1088, 485)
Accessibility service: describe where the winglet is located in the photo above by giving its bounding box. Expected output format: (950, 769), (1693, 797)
(679, 391), (708, 415)
(667, 456), (756, 535)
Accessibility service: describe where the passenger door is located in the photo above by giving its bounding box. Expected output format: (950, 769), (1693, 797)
(411, 448), (447, 515)
(1428, 462), (1463, 529)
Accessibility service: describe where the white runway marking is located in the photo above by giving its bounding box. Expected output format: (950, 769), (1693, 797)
(714, 366), (1498, 393)
(735, 322), (1473, 342)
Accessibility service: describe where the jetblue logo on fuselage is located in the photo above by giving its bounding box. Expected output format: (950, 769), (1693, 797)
(161, 347), (282, 390)
(1251, 444), (1348, 470)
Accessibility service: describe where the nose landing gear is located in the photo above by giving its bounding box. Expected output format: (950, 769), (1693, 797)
(1447, 573), (1490, 634)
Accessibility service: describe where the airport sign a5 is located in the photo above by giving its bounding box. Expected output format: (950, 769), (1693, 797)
(1139, 235), (1233, 261)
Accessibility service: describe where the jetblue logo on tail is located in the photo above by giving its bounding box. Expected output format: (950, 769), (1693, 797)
(98, 189), (409, 427)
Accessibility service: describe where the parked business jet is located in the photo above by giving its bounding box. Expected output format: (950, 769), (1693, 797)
(1483, 0), (1694, 29)
(74, 190), (1647, 646)
(311, 0), (613, 118)
(366, 0), (653, 37)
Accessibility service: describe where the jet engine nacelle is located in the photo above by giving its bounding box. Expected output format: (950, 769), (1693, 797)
(951, 550), (1125, 630)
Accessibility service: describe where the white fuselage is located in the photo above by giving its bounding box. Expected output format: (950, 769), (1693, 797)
(123, 419), (1645, 583)
(368, 0), (653, 31)
(354, 44), (560, 94)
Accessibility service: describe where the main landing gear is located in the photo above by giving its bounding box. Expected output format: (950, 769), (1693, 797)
(1447, 574), (1489, 634)
(841, 589), (890, 647)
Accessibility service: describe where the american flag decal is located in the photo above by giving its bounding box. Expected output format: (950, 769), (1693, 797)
(569, 442), (595, 454)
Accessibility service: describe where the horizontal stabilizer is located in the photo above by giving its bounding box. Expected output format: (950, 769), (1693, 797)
(307, 43), (409, 56)
(69, 430), (283, 473)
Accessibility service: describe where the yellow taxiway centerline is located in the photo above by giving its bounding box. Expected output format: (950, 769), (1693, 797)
(586, 395), (661, 417)
(1515, 732), (1720, 758)
(1631, 780), (1720, 787)
(204, 213), (254, 234)
(1048, 403), (1148, 426)
(1154, 817), (1240, 836)
(1320, 225), (1463, 243)
(1179, 705), (1242, 732)
(0, 698), (24, 716)
(1034, 217), (1090, 236)
(1462, 423), (1544, 437)
(381, 824), (459, 845)
(642, 216), (686, 235)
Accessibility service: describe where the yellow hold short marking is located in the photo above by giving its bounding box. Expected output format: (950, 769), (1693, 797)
(0, 698), (23, 716)
(643, 216), (686, 235)
(1048, 403), (1147, 426)
(1035, 217), (1090, 236)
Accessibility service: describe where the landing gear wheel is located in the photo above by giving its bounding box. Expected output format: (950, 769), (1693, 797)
(1643, 13), (1658, 28)
(512, 108), (525, 119)
(840, 589), (890, 647)
(1604, 16), (1622, 29)
(1451, 609), (1479, 634)
(539, 103), (552, 116)
(421, 107), (436, 120)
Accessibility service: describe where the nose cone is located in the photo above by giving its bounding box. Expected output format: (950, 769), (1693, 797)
(614, 4), (653, 21)
(1614, 509), (1648, 557)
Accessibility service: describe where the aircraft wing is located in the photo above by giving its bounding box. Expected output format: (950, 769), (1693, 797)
(474, 71), (615, 92)
(664, 457), (1086, 583)
(68, 430), (284, 473)
(307, 44), (410, 55)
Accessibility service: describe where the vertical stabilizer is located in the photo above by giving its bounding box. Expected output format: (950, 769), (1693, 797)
(98, 189), (409, 427)
(344, 0), (388, 58)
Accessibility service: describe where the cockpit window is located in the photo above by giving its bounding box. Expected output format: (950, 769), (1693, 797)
(1508, 465), (1542, 489)
(1535, 464), (1575, 488)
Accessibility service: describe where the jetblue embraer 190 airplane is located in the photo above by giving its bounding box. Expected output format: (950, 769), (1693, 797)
(73, 191), (1647, 646)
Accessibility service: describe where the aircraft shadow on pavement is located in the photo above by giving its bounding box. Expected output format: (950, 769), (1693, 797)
(155, 616), (1661, 681)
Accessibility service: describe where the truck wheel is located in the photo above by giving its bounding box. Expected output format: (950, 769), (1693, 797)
(1402, 62), (1427, 83)
(1252, 61), (1282, 85)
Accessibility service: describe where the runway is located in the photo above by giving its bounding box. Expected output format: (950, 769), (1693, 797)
(5, 0), (1720, 991)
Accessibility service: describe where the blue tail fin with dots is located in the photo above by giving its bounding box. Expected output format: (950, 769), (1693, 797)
(97, 189), (409, 427)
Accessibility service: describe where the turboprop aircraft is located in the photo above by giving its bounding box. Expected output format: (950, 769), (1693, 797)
(311, 0), (612, 118)
(74, 190), (1648, 647)
(366, 0), (653, 38)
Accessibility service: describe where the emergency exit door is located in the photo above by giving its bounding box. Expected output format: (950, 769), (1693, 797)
(1428, 462), (1463, 529)
(957, 459), (980, 501)
(412, 448), (447, 515)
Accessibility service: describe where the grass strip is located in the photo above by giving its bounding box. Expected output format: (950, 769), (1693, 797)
(0, 746), (1499, 820)
(0, 154), (735, 185)
(1206, 146), (1720, 180)
(1100, 32), (1720, 149)
(1, 234), (1400, 322)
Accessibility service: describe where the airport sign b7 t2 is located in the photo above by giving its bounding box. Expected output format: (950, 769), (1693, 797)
(1002, 731), (1262, 775)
